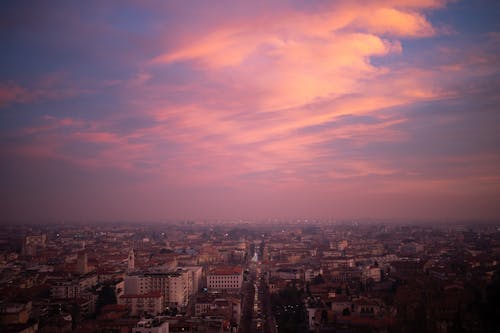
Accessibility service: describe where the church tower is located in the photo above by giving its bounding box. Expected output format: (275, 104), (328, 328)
(77, 251), (88, 275)
(127, 249), (135, 273)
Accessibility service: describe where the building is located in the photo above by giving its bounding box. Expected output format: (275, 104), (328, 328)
(194, 294), (241, 325)
(207, 266), (243, 292)
(51, 280), (81, 299)
(167, 270), (190, 307)
(272, 267), (301, 280)
(22, 234), (46, 256)
(50, 273), (98, 299)
(77, 251), (88, 275)
(362, 265), (382, 283)
(0, 301), (32, 325)
(304, 268), (323, 282)
(331, 296), (382, 317)
(128, 249), (135, 273)
(124, 269), (191, 307)
(183, 266), (203, 294)
(118, 293), (164, 317)
(133, 318), (169, 333)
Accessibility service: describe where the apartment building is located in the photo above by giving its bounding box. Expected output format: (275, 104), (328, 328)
(118, 292), (164, 316)
(206, 266), (243, 292)
(124, 269), (191, 307)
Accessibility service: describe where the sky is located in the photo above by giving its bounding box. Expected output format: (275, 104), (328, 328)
(1, 0), (500, 223)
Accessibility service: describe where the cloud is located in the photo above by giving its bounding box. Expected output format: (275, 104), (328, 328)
(349, 7), (435, 37)
(2, 0), (500, 220)
(0, 73), (92, 108)
(149, 1), (440, 113)
(0, 83), (26, 107)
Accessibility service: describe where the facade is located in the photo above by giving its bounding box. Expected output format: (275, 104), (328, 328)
(50, 273), (98, 299)
(331, 297), (382, 317)
(194, 296), (241, 324)
(207, 266), (243, 291)
(124, 269), (191, 307)
(118, 293), (164, 317)
(183, 266), (203, 293)
(167, 271), (190, 306)
(51, 281), (81, 299)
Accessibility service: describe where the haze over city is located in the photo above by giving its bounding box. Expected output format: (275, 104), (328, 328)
(1, 0), (500, 222)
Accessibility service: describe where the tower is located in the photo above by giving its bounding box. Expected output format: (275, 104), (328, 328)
(128, 249), (135, 273)
(77, 251), (88, 275)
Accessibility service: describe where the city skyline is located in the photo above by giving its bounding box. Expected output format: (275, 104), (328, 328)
(1, 1), (500, 222)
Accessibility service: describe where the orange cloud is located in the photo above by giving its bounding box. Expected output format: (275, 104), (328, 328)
(350, 8), (435, 37)
(150, 1), (439, 112)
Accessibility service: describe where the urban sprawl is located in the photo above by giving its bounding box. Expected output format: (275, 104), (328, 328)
(1, 221), (499, 332)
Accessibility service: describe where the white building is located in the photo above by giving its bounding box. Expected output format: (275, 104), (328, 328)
(207, 266), (243, 292)
(183, 266), (203, 294)
(167, 271), (190, 306)
(124, 269), (191, 307)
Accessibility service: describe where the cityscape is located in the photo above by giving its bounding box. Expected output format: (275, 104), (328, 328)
(1, 1), (500, 332)
(0, 221), (499, 332)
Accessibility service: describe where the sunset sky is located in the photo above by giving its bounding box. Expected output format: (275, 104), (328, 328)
(1, 0), (500, 222)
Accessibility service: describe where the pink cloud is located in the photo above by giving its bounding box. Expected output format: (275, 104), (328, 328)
(0, 73), (93, 108)
(0, 82), (30, 107)
(149, 0), (442, 113)
(349, 8), (435, 37)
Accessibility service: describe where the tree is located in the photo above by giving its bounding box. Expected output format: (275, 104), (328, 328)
(321, 310), (328, 323)
(311, 274), (325, 285)
(96, 285), (117, 314)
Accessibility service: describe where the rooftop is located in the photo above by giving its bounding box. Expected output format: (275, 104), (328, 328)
(209, 266), (242, 275)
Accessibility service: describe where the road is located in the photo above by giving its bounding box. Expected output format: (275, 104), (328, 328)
(239, 241), (277, 333)
(239, 263), (256, 333)
(258, 275), (277, 333)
